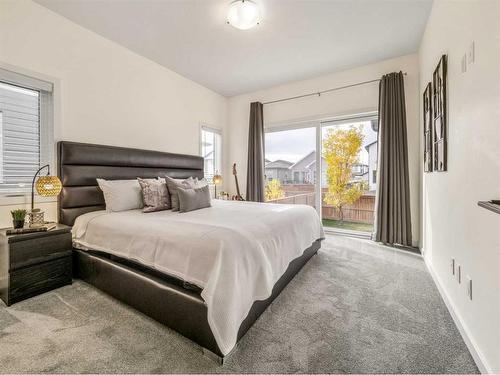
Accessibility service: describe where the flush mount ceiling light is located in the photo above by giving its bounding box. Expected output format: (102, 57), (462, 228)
(227, 0), (261, 30)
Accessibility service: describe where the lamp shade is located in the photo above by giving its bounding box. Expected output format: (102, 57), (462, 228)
(35, 175), (62, 197)
(213, 174), (223, 186)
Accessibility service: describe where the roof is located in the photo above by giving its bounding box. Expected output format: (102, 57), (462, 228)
(265, 159), (294, 169)
(289, 150), (316, 169)
(306, 160), (316, 169)
(304, 156), (326, 170)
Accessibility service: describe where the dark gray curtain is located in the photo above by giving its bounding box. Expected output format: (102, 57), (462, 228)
(246, 102), (265, 202)
(374, 72), (412, 246)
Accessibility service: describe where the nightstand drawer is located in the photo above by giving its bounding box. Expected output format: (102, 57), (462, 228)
(9, 256), (72, 304)
(9, 233), (72, 270)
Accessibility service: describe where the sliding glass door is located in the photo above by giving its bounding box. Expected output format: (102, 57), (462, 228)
(320, 116), (378, 234)
(264, 126), (318, 209)
(264, 113), (378, 236)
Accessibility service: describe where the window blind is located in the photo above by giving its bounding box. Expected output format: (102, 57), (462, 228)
(0, 82), (41, 192)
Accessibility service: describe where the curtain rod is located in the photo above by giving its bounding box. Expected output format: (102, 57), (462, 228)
(262, 72), (407, 105)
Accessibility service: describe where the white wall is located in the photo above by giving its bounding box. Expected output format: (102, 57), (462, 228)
(227, 54), (421, 246)
(419, 1), (500, 373)
(0, 0), (227, 227)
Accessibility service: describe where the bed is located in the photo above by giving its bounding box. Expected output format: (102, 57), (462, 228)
(58, 141), (324, 362)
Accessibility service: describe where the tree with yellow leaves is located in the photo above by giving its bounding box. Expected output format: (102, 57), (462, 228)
(265, 179), (285, 201)
(323, 126), (364, 221)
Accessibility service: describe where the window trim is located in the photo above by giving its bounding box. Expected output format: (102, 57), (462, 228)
(199, 123), (223, 185)
(264, 109), (378, 133)
(0, 68), (53, 93)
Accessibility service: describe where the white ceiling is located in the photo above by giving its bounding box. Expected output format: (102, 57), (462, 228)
(35, 0), (432, 97)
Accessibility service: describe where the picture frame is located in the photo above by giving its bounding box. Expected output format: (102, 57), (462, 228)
(423, 82), (433, 172)
(432, 54), (447, 172)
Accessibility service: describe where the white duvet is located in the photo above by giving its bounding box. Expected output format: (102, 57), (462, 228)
(72, 199), (324, 355)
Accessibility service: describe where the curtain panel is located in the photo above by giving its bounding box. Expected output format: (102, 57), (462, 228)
(374, 72), (412, 247)
(246, 102), (265, 202)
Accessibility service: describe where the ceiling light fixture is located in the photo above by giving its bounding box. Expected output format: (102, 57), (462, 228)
(227, 0), (260, 30)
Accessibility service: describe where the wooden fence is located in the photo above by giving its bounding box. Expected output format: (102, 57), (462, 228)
(267, 192), (316, 206)
(267, 185), (375, 224)
(322, 194), (375, 224)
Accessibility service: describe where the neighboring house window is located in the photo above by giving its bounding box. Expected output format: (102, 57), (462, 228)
(200, 125), (222, 183)
(0, 69), (53, 194)
(372, 170), (377, 184)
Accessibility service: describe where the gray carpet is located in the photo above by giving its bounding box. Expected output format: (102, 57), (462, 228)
(0, 236), (478, 374)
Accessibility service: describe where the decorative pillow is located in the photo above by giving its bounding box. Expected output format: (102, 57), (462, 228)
(138, 178), (171, 212)
(96, 179), (143, 212)
(177, 185), (212, 213)
(194, 178), (208, 188)
(164, 176), (196, 211)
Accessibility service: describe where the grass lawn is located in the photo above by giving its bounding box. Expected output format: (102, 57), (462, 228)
(322, 219), (373, 233)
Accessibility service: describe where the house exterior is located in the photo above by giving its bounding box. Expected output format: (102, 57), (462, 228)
(289, 151), (314, 184)
(264, 159), (293, 182)
(365, 141), (378, 191)
(265, 147), (377, 188)
(350, 163), (369, 186)
(288, 151), (327, 186)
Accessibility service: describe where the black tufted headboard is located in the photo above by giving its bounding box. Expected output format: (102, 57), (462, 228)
(57, 141), (204, 226)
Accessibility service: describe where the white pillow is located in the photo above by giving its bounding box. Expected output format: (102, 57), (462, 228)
(96, 178), (144, 212)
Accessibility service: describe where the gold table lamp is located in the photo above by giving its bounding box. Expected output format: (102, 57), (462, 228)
(212, 173), (222, 199)
(30, 164), (62, 227)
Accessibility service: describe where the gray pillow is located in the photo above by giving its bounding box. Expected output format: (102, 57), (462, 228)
(164, 176), (196, 211)
(138, 178), (171, 212)
(177, 185), (212, 213)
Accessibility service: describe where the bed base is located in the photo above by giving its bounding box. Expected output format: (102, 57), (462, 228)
(203, 348), (224, 365)
(73, 239), (321, 361)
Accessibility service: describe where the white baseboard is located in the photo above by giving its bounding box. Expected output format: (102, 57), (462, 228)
(423, 253), (492, 374)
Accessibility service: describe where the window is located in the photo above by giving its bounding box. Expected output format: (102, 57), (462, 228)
(0, 69), (53, 193)
(372, 170), (377, 184)
(264, 126), (317, 207)
(321, 115), (378, 233)
(200, 125), (222, 183)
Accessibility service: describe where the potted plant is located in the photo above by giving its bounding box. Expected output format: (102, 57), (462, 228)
(11, 209), (27, 229)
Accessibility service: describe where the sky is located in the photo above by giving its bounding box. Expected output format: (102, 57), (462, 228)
(265, 120), (377, 164)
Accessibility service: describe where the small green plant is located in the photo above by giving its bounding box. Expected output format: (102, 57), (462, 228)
(11, 209), (27, 221)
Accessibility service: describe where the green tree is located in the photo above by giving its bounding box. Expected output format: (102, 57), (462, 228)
(265, 179), (285, 201)
(323, 127), (364, 221)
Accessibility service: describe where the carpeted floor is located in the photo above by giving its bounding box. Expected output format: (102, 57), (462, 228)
(0, 235), (478, 374)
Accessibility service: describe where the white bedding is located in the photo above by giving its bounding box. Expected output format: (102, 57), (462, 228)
(72, 199), (324, 355)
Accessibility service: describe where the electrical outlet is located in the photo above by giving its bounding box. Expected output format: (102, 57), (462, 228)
(451, 258), (455, 275)
(457, 264), (461, 283)
(468, 42), (475, 64)
(466, 276), (472, 300)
